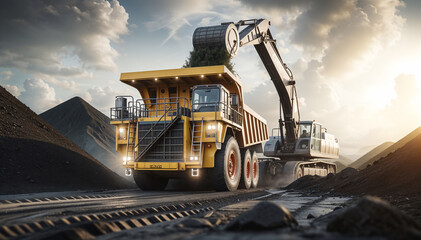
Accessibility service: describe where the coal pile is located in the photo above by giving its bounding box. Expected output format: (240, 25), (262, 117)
(326, 196), (421, 239)
(352, 128), (421, 170)
(0, 86), (134, 194)
(289, 130), (421, 196)
(288, 127), (421, 217)
(40, 97), (128, 178)
(350, 141), (394, 170)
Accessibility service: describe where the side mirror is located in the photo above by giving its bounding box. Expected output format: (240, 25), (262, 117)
(231, 94), (238, 107)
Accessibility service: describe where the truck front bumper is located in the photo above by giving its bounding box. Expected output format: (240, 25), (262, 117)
(133, 162), (187, 171)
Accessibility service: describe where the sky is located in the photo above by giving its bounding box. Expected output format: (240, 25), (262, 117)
(1, 0), (421, 158)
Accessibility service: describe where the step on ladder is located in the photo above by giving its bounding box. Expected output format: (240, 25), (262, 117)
(126, 121), (137, 162)
(190, 118), (204, 162)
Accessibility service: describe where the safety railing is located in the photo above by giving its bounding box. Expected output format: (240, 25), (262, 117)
(110, 96), (136, 121)
(191, 101), (243, 126)
(136, 97), (190, 119)
(110, 97), (190, 121)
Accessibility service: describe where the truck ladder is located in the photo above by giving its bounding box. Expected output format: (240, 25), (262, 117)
(135, 110), (180, 162)
(125, 121), (137, 161)
(190, 118), (204, 161)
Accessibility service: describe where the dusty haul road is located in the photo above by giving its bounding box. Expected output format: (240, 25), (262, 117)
(0, 189), (349, 239)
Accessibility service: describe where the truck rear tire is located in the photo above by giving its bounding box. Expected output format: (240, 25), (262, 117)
(133, 170), (169, 191)
(251, 151), (259, 188)
(239, 149), (252, 189)
(257, 160), (272, 187)
(211, 136), (241, 191)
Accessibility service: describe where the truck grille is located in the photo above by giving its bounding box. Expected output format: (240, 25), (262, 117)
(137, 120), (184, 162)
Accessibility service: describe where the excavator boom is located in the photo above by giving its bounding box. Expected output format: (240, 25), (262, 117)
(193, 19), (300, 152)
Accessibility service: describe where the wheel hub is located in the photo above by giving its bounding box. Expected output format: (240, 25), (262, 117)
(228, 150), (237, 179)
(253, 161), (257, 179)
(246, 161), (251, 179)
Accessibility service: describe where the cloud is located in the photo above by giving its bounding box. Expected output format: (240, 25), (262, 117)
(240, 0), (405, 78)
(0, 71), (13, 81)
(2, 84), (20, 97)
(0, 0), (129, 76)
(143, 0), (241, 45)
(359, 74), (421, 145)
(18, 78), (61, 113)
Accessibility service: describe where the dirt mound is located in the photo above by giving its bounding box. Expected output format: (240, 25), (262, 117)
(355, 128), (421, 170)
(350, 141), (394, 170)
(287, 127), (421, 217)
(288, 127), (421, 196)
(0, 86), (134, 194)
(40, 97), (127, 178)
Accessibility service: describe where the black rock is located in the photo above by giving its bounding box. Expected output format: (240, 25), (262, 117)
(307, 213), (316, 219)
(225, 201), (298, 231)
(327, 196), (421, 239)
(178, 218), (214, 228)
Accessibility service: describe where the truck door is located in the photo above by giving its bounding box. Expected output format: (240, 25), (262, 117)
(311, 123), (321, 152)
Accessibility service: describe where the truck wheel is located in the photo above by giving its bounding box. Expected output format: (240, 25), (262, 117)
(295, 167), (303, 180)
(211, 136), (241, 191)
(257, 160), (271, 187)
(239, 149), (252, 189)
(251, 151), (259, 188)
(133, 171), (169, 190)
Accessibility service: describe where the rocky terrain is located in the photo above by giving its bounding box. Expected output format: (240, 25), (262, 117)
(40, 97), (128, 178)
(0, 86), (134, 194)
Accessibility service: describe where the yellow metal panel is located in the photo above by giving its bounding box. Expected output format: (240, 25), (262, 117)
(202, 143), (217, 168)
(121, 65), (228, 81)
(184, 117), (191, 163)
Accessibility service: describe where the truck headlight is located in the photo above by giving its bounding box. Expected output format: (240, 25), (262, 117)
(119, 127), (126, 139)
(123, 156), (132, 165)
(207, 125), (216, 130)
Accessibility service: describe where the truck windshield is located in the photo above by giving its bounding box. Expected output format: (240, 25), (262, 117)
(192, 88), (220, 112)
(299, 123), (311, 138)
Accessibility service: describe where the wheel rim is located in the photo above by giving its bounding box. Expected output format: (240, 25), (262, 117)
(228, 150), (237, 179)
(246, 161), (251, 179)
(253, 161), (257, 179)
(297, 169), (303, 179)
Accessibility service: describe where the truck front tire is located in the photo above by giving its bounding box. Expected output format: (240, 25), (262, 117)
(211, 136), (241, 191)
(133, 170), (169, 191)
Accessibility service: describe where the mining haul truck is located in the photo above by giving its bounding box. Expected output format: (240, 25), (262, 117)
(110, 19), (339, 191)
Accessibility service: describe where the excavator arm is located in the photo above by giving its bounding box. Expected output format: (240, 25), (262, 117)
(193, 19), (300, 152)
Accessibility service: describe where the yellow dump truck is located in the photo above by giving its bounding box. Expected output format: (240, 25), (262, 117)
(110, 65), (268, 191)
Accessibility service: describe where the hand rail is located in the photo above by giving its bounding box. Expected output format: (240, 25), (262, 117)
(134, 106), (176, 152)
(110, 97), (190, 121)
(191, 101), (243, 126)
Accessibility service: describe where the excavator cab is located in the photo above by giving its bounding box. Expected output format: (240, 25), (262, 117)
(295, 121), (339, 158)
